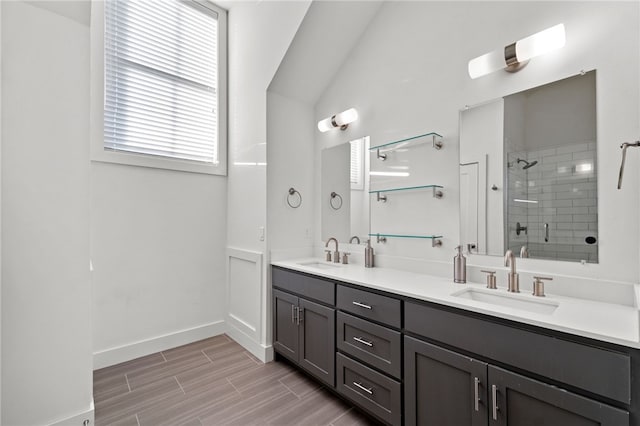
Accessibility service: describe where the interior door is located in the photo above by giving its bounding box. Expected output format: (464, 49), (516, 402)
(460, 162), (481, 253)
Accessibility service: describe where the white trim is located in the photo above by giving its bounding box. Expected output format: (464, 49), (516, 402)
(93, 321), (225, 369)
(226, 247), (263, 341)
(89, 0), (228, 176)
(48, 401), (94, 426)
(226, 321), (273, 363)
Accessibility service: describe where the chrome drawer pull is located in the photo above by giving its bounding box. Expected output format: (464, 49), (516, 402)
(352, 301), (372, 310)
(474, 377), (480, 412)
(492, 384), (499, 420)
(353, 336), (373, 347)
(353, 381), (373, 395)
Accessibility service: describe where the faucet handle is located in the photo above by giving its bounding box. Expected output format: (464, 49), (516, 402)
(325, 250), (332, 262)
(532, 276), (553, 297)
(481, 270), (497, 289)
(342, 252), (351, 264)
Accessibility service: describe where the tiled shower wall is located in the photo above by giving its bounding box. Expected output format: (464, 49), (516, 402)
(507, 141), (598, 263)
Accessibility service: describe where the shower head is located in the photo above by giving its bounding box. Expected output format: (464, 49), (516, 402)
(517, 158), (538, 170)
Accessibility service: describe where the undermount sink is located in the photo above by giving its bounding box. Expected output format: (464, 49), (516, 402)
(297, 261), (342, 270)
(451, 288), (559, 315)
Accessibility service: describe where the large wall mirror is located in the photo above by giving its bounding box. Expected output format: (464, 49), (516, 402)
(321, 137), (371, 242)
(460, 70), (597, 263)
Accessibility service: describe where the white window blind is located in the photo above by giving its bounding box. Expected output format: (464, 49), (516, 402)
(104, 0), (220, 164)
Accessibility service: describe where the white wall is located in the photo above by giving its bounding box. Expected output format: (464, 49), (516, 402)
(0, 2), (3, 421)
(267, 92), (316, 257)
(1, 2), (93, 424)
(91, 164), (228, 367)
(311, 2), (639, 285)
(225, 1), (310, 359)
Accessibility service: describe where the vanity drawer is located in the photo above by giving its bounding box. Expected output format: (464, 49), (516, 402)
(272, 267), (335, 305)
(336, 352), (401, 425)
(405, 301), (631, 404)
(337, 285), (401, 328)
(337, 311), (401, 379)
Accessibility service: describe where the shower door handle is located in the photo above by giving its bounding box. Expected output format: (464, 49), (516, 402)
(544, 223), (549, 242)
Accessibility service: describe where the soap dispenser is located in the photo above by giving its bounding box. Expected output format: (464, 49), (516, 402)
(365, 239), (375, 268)
(454, 245), (466, 283)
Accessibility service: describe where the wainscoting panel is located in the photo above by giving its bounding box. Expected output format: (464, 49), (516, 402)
(227, 247), (263, 349)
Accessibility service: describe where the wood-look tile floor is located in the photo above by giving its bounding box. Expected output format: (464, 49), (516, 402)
(94, 334), (380, 426)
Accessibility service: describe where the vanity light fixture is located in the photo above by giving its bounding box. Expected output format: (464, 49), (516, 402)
(317, 108), (358, 132)
(468, 24), (566, 79)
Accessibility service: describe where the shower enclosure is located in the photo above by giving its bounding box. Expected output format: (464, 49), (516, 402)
(504, 72), (598, 262)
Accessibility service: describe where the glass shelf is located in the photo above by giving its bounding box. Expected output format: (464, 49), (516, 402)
(370, 185), (443, 201)
(369, 233), (443, 247)
(369, 184), (443, 194)
(370, 132), (443, 152)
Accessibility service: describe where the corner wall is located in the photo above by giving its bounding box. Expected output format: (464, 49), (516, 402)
(1, 2), (93, 424)
(225, 1), (310, 360)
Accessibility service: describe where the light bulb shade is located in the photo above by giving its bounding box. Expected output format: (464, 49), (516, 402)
(317, 108), (358, 132)
(468, 47), (505, 79)
(334, 108), (358, 126)
(516, 24), (565, 62)
(468, 23), (565, 79)
(317, 118), (334, 132)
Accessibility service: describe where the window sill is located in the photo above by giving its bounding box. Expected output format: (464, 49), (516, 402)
(91, 149), (227, 176)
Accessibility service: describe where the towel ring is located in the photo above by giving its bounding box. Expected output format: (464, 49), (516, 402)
(287, 187), (302, 208)
(330, 192), (343, 210)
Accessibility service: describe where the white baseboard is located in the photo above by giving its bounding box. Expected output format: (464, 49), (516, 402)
(48, 400), (94, 426)
(93, 321), (226, 369)
(226, 321), (273, 363)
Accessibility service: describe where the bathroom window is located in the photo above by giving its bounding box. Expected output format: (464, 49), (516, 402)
(350, 137), (364, 190)
(95, 0), (227, 175)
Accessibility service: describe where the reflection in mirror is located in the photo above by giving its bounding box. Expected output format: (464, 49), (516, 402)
(321, 137), (370, 242)
(460, 71), (597, 263)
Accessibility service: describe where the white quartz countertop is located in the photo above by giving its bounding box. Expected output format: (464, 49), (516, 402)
(271, 258), (640, 349)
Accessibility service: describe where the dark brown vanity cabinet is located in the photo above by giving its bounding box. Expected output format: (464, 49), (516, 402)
(489, 365), (629, 426)
(404, 336), (488, 426)
(335, 284), (402, 425)
(272, 268), (336, 387)
(272, 266), (636, 426)
(404, 301), (631, 426)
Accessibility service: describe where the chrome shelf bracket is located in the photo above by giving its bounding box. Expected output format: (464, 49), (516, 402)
(433, 134), (443, 150)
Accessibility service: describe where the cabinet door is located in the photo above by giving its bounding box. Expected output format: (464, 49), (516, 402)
(404, 336), (488, 426)
(299, 297), (336, 387)
(489, 366), (629, 426)
(273, 289), (299, 363)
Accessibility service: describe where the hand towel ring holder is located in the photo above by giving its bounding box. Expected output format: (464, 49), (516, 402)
(287, 188), (302, 208)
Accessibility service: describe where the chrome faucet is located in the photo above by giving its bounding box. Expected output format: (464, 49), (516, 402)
(520, 245), (529, 258)
(504, 250), (520, 292)
(349, 236), (361, 244)
(325, 238), (340, 263)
